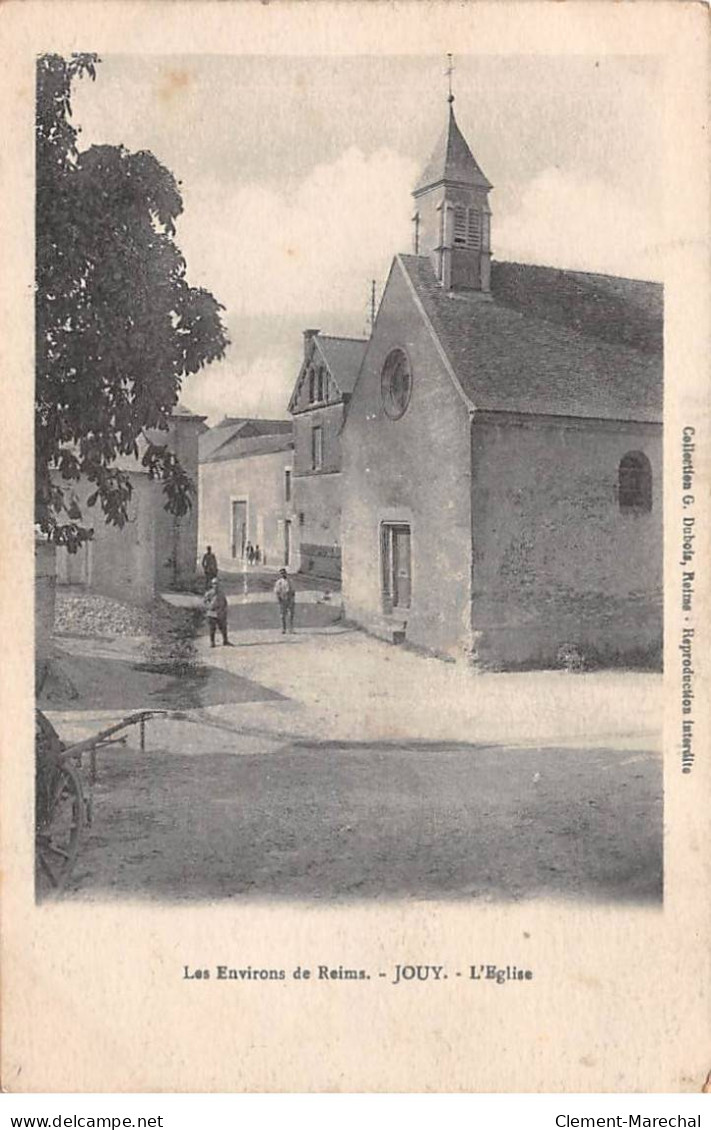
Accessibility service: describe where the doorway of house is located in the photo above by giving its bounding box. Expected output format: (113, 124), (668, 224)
(381, 523), (411, 612)
(231, 501), (247, 561)
(284, 519), (292, 567)
(57, 539), (93, 587)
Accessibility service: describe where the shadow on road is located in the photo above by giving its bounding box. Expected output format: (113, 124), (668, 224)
(37, 652), (285, 712)
(63, 738), (663, 907)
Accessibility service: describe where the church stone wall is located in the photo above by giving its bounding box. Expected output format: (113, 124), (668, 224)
(469, 414), (663, 668)
(341, 261), (472, 657)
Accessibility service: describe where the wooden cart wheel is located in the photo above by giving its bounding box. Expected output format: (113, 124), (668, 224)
(36, 762), (85, 892)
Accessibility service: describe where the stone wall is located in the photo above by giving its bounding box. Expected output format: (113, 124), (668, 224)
(199, 448), (293, 573)
(292, 470), (342, 579)
(290, 401), (346, 579)
(35, 536), (56, 661)
(56, 473), (158, 606)
(341, 260), (473, 656)
(153, 414), (203, 590)
(292, 402), (345, 476)
(469, 413), (663, 668)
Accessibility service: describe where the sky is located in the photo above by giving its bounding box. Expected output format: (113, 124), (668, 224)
(71, 53), (664, 423)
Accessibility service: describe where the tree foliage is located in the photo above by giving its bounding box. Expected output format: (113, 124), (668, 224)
(36, 54), (228, 550)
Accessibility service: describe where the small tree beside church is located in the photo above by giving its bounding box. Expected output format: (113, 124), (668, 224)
(36, 53), (228, 552)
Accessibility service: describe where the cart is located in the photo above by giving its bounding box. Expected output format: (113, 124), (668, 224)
(35, 708), (168, 892)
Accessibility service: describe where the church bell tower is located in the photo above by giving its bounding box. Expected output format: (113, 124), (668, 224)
(412, 87), (492, 293)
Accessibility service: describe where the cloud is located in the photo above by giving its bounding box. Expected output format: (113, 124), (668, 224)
(178, 146), (418, 323)
(495, 168), (663, 281)
(176, 144), (418, 420)
(181, 344), (299, 424)
(178, 157), (664, 422)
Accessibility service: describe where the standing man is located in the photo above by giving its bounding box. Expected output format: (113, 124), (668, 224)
(201, 545), (218, 589)
(274, 568), (296, 634)
(203, 577), (230, 647)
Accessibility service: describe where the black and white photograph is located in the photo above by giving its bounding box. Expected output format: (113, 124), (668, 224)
(34, 50), (664, 905)
(2, 0), (709, 1097)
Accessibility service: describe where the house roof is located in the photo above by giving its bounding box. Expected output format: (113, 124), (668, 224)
(397, 255), (663, 423)
(198, 417), (291, 463)
(414, 105), (492, 195)
(288, 333), (368, 412)
(315, 335), (368, 395)
(219, 417), (292, 433)
(171, 402), (205, 419)
(203, 430), (293, 464)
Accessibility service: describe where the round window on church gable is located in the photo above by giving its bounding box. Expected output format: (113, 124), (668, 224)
(381, 348), (412, 420)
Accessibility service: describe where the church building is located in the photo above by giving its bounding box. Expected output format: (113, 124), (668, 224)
(340, 98), (663, 668)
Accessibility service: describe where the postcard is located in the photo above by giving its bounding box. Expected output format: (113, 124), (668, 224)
(1, 0), (709, 1094)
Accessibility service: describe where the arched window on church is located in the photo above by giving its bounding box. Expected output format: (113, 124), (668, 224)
(618, 452), (652, 512)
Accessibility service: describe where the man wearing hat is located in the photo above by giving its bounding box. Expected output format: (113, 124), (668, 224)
(201, 545), (218, 589)
(274, 568), (296, 634)
(203, 577), (230, 647)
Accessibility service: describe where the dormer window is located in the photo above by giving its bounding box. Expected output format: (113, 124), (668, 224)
(317, 366), (325, 402)
(308, 368), (316, 403)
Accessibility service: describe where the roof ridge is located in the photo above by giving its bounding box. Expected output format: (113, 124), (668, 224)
(218, 416), (290, 424)
(318, 333), (368, 343)
(397, 254), (662, 423)
(395, 254), (475, 412)
(494, 259), (663, 288)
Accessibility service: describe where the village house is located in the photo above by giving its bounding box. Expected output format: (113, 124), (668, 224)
(287, 330), (367, 579)
(54, 404), (206, 606)
(198, 417), (294, 572)
(340, 99), (663, 668)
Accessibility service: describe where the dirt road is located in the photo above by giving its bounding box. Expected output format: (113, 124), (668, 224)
(42, 587), (663, 906)
(57, 728), (661, 905)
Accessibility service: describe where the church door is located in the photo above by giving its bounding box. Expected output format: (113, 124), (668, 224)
(381, 523), (411, 611)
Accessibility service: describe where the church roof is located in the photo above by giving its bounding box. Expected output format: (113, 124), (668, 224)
(414, 105), (492, 195)
(397, 255), (663, 423)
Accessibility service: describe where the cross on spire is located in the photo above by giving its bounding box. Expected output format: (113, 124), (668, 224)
(445, 53), (455, 104)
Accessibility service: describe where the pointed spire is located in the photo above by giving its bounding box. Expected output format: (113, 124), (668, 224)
(414, 104), (492, 196)
(446, 52), (455, 105)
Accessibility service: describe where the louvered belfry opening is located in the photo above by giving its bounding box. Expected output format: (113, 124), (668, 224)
(412, 102), (492, 293)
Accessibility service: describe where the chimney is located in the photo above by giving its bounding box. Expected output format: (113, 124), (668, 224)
(303, 328), (320, 359)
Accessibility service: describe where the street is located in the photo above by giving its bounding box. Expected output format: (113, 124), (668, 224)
(41, 580), (664, 905)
